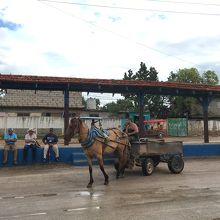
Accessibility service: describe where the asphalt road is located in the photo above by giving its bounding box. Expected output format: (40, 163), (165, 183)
(0, 158), (220, 220)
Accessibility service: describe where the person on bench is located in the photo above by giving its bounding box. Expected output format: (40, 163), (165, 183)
(3, 128), (18, 165)
(42, 128), (59, 162)
(23, 128), (38, 163)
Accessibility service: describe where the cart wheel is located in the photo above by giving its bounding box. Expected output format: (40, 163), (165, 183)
(142, 158), (154, 176)
(168, 155), (184, 174)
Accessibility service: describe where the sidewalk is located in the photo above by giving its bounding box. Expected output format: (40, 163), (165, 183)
(1, 136), (220, 149)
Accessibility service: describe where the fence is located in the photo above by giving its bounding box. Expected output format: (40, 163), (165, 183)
(1, 116), (220, 137)
(0, 116), (121, 138)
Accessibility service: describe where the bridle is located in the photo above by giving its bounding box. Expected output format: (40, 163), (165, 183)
(70, 118), (89, 141)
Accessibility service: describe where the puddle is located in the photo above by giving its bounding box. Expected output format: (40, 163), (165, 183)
(78, 191), (90, 196)
(75, 191), (103, 200)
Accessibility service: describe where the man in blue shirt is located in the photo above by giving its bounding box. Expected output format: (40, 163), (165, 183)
(3, 128), (18, 165)
(42, 128), (59, 162)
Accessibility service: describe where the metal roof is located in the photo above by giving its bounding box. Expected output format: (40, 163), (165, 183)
(1, 74), (220, 97)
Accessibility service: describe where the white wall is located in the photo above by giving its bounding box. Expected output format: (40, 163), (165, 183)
(0, 116), (121, 133)
(1, 116), (220, 136)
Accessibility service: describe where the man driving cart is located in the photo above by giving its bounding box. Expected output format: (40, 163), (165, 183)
(124, 118), (139, 142)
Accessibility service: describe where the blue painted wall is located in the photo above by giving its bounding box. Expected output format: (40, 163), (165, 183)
(0, 143), (220, 167)
(183, 143), (220, 157)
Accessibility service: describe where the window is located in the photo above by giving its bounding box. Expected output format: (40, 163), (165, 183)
(17, 113), (30, 116)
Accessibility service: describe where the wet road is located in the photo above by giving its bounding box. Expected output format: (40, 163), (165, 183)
(0, 158), (220, 220)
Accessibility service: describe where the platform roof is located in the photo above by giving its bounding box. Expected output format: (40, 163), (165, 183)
(1, 74), (220, 97)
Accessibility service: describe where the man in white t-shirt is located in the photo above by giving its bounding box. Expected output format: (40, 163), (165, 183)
(23, 128), (38, 163)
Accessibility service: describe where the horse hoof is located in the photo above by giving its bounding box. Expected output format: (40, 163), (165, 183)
(120, 173), (125, 178)
(87, 183), (93, 188)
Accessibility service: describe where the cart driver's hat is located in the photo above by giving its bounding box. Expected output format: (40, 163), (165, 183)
(28, 128), (35, 132)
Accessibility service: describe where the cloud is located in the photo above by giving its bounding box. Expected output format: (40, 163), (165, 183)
(197, 62), (220, 77)
(0, 18), (21, 30)
(0, 0), (220, 87)
(158, 36), (220, 56)
(108, 16), (121, 22)
(145, 13), (167, 21)
(42, 52), (75, 67)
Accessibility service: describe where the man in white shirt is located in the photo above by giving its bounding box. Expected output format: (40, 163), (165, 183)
(23, 128), (38, 163)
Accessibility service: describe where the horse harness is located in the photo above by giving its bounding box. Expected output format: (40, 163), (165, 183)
(79, 127), (129, 149)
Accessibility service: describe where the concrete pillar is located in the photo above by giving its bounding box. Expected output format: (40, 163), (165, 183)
(64, 89), (69, 145)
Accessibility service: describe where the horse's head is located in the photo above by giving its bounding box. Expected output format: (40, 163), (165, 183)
(64, 117), (81, 144)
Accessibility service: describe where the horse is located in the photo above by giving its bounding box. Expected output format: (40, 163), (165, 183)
(64, 117), (130, 188)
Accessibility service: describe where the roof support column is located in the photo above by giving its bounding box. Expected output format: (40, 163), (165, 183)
(64, 88), (69, 145)
(138, 92), (145, 138)
(199, 96), (212, 143)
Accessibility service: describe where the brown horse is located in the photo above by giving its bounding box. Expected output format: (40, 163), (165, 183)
(64, 118), (130, 188)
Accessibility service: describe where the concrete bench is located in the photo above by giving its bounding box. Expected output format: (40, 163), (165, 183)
(0, 143), (220, 167)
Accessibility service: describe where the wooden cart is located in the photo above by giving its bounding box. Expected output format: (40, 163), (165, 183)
(126, 138), (184, 176)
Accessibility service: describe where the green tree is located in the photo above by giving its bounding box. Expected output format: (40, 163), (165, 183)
(101, 99), (135, 115)
(168, 68), (201, 83)
(123, 62), (168, 118)
(202, 70), (219, 85)
(167, 68), (219, 117)
(95, 98), (101, 110)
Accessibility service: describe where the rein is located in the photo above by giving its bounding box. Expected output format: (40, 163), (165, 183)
(95, 128), (130, 148)
(94, 138), (117, 150)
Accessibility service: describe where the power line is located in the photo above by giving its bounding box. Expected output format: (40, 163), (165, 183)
(37, 0), (199, 67)
(144, 0), (220, 7)
(38, 0), (220, 16)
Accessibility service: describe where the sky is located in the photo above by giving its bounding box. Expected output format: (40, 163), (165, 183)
(1, 0), (220, 104)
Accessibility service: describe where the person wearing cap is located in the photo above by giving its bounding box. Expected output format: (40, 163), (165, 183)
(3, 128), (18, 165)
(42, 128), (59, 162)
(23, 128), (38, 163)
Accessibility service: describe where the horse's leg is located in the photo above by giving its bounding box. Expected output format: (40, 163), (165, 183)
(87, 156), (94, 188)
(116, 148), (124, 179)
(116, 145), (129, 178)
(97, 155), (109, 185)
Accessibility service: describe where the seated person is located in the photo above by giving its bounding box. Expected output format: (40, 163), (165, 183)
(3, 128), (18, 165)
(91, 119), (109, 141)
(42, 128), (59, 162)
(124, 118), (139, 142)
(23, 128), (38, 163)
